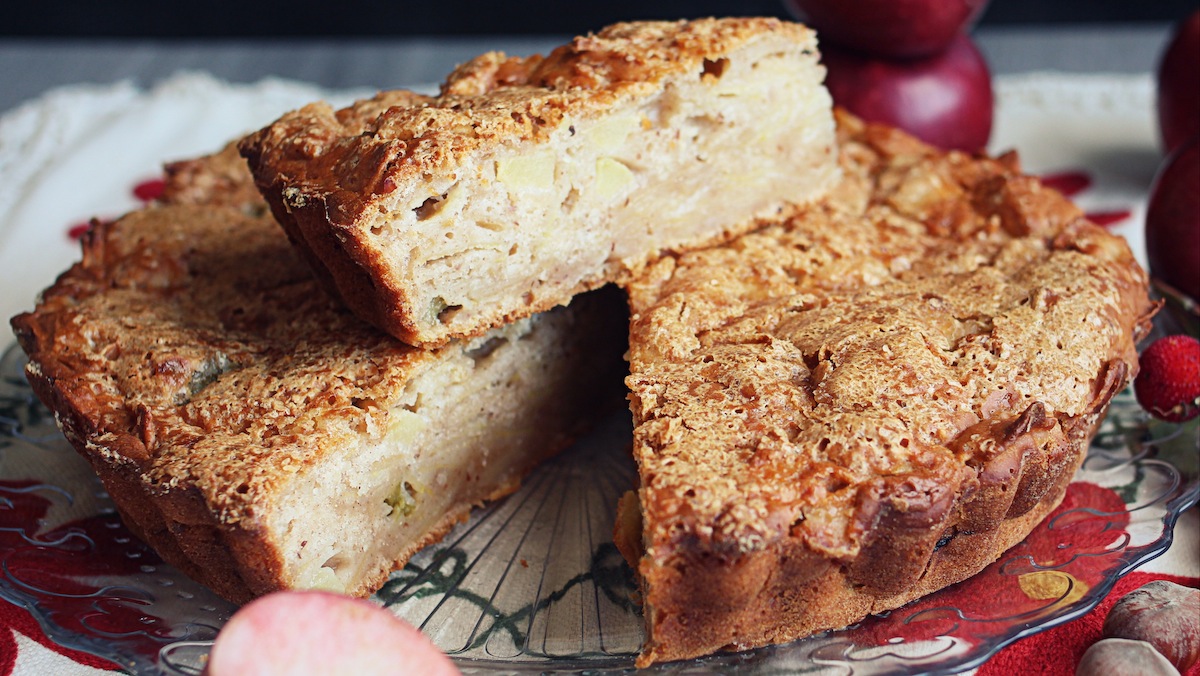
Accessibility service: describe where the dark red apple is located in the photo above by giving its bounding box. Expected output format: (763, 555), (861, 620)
(788, 0), (990, 59)
(1157, 10), (1200, 155)
(822, 34), (994, 152)
(1145, 137), (1200, 301)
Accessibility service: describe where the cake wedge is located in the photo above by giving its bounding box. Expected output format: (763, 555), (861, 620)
(10, 146), (628, 604)
(616, 111), (1157, 666)
(240, 17), (839, 348)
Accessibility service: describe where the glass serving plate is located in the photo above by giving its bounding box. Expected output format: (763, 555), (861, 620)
(1, 341), (1197, 675)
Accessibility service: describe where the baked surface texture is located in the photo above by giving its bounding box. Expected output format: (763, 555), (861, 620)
(10, 146), (628, 604)
(618, 111), (1157, 666)
(240, 17), (839, 348)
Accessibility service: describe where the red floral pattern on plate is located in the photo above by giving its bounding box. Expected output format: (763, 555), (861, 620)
(0, 482), (131, 674)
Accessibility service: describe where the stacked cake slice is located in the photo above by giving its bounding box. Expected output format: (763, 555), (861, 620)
(238, 17), (838, 347)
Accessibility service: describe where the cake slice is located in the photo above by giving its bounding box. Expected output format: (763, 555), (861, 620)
(10, 146), (628, 604)
(616, 111), (1156, 666)
(239, 17), (838, 348)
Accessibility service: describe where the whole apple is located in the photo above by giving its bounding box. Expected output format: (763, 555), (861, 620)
(788, 0), (990, 59)
(821, 34), (994, 152)
(206, 591), (461, 675)
(1145, 137), (1200, 302)
(1158, 10), (1200, 155)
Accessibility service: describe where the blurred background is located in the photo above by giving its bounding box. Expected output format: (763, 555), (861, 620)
(4, 0), (1197, 37)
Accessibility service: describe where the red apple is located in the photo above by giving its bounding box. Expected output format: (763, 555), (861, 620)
(821, 34), (994, 152)
(206, 591), (461, 675)
(1145, 137), (1200, 302)
(788, 0), (990, 59)
(1158, 10), (1200, 155)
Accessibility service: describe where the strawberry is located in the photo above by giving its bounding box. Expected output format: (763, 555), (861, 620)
(1134, 334), (1200, 423)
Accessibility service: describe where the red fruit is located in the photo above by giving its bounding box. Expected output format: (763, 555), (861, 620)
(206, 591), (461, 675)
(1145, 137), (1200, 301)
(787, 0), (990, 59)
(1157, 10), (1200, 155)
(1134, 335), (1200, 423)
(821, 34), (993, 152)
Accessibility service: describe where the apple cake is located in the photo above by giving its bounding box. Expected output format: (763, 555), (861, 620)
(615, 111), (1157, 666)
(239, 17), (839, 348)
(10, 146), (628, 605)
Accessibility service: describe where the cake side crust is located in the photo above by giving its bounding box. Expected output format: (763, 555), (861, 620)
(633, 448), (1081, 665)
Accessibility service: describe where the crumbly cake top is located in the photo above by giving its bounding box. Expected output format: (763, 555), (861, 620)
(441, 17), (804, 97)
(161, 141), (270, 213)
(238, 18), (815, 228)
(626, 111), (1154, 559)
(11, 156), (432, 525)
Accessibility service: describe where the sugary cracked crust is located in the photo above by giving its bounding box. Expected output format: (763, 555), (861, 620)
(240, 17), (836, 348)
(620, 111), (1157, 666)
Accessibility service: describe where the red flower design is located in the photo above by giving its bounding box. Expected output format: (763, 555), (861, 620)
(131, 179), (164, 203)
(0, 480), (160, 673)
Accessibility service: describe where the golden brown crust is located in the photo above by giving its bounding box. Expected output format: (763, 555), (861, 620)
(241, 19), (799, 232)
(239, 18), (837, 348)
(11, 148), (627, 604)
(635, 456), (1079, 665)
(621, 110), (1156, 665)
(162, 141), (268, 213)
